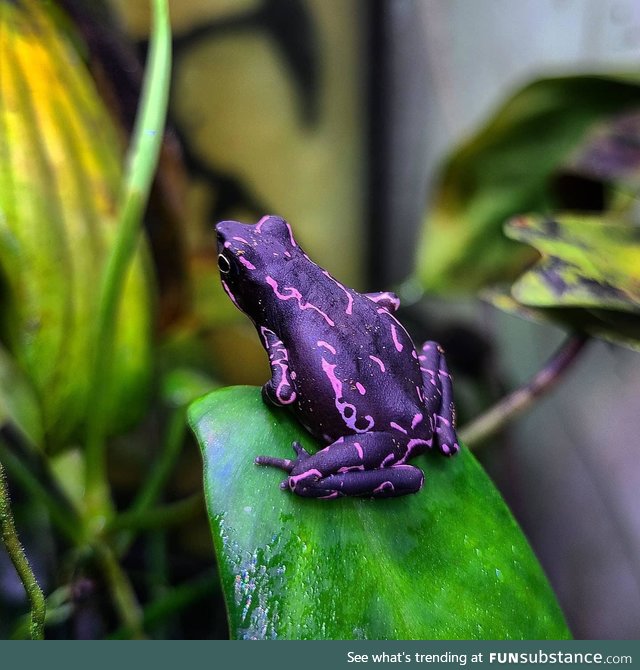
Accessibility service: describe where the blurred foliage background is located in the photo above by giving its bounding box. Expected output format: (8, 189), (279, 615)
(1, 0), (640, 639)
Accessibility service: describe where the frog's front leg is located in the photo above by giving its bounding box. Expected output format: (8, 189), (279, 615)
(419, 341), (460, 457)
(256, 433), (426, 499)
(259, 326), (297, 406)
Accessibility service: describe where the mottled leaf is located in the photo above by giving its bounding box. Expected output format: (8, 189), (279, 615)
(188, 386), (570, 640)
(505, 214), (640, 312)
(566, 109), (640, 190)
(0, 0), (153, 449)
(416, 75), (640, 294)
(484, 288), (640, 351)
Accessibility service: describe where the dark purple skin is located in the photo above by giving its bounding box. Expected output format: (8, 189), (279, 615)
(216, 215), (460, 499)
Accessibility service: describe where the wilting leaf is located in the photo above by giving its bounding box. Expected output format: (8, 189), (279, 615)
(505, 214), (640, 311)
(0, 0), (153, 449)
(189, 386), (570, 640)
(416, 75), (640, 294)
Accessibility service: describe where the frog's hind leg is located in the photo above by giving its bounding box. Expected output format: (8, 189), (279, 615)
(256, 433), (425, 499)
(419, 341), (460, 457)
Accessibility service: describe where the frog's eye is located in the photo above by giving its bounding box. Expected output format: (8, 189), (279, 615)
(217, 253), (232, 274)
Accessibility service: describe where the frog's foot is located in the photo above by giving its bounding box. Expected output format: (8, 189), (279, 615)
(289, 465), (425, 499)
(419, 341), (461, 457)
(260, 433), (426, 499)
(255, 441), (311, 486)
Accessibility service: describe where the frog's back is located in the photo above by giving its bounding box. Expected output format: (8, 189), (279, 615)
(280, 281), (427, 443)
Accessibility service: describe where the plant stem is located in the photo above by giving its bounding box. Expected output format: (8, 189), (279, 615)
(108, 572), (218, 640)
(459, 334), (589, 447)
(0, 461), (46, 640)
(93, 543), (145, 639)
(0, 437), (84, 545)
(84, 0), (171, 520)
(113, 408), (187, 554)
(110, 492), (203, 534)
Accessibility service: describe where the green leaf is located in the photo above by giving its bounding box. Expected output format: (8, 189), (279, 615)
(188, 386), (570, 640)
(484, 288), (640, 351)
(484, 214), (640, 349)
(0, 0), (153, 449)
(505, 214), (640, 311)
(416, 75), (640, 294)
(0, 345), (43, 447)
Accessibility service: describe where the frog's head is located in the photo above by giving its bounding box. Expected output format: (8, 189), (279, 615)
(215, 215), (299, 319)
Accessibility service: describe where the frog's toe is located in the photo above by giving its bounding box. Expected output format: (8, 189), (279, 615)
(255, 455), (295, 472)
(292, 441), (311, 459)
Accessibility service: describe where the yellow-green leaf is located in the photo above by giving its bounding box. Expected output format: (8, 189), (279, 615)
(506, 214), (640, 312)
(0, 0), (152, 450)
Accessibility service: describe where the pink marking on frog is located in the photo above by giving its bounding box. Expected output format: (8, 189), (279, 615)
(317, 340), (337, 354)
(369, 355), (386, 372)
(373, 481), (395, 494)
(238, 256), (256, 270)
(412, 350), (418, 359)
(353, 442), (364, 460)
(221, 280), (240, 309)
(322, 270), (354, 315)
(338, 464), (365, 473)
(321, 358), (374, 433)
(289, 468), (323, 488)
(284, 250), (292, 258)
(367, 292), (400, 311)
(390, 324), (404, 352)
(232, 236), (249, 244)
(224, 241), (232, 248)
(381, 452), (396, 467)
(260, 327), (296, 405)
(266, 276), (335, 326)
(390, 422), (408, 434)
(411, 413), (423, 429)
(355, 382), (366, 395)
(416, 386), (424, 403)
(285, 222), (297, 247)
(319, 491), (340, 499)
(396, 438), (433, 464)
(255, 215), (270, 232)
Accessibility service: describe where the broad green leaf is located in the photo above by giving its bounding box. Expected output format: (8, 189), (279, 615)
(189, 386), (570, 640)
(484, 288), (640, 351)
(505, 215), (640, 311)
(0, 0), (153, 449)
(0, 345), (43, 447)
(416, 75), (640, 294)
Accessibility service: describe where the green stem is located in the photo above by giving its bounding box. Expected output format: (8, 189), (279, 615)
(110, 493), (203, 533)
(0, 461), (46, 640)
(84, 0), (171, 520)
(108, 572), (218, 640)
(113, 408), (187, 554)
(459, 334), (589, 447)
(11, 585), (74, 639)
(94, 543), (145, 639)
(0, 442), (83, 545)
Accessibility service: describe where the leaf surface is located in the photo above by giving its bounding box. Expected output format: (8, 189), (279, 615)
(0, 0), (153, 448)
(189, 386), (570, 640)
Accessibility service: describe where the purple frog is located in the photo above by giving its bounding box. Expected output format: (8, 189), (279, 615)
(216, 216), (460, 499)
